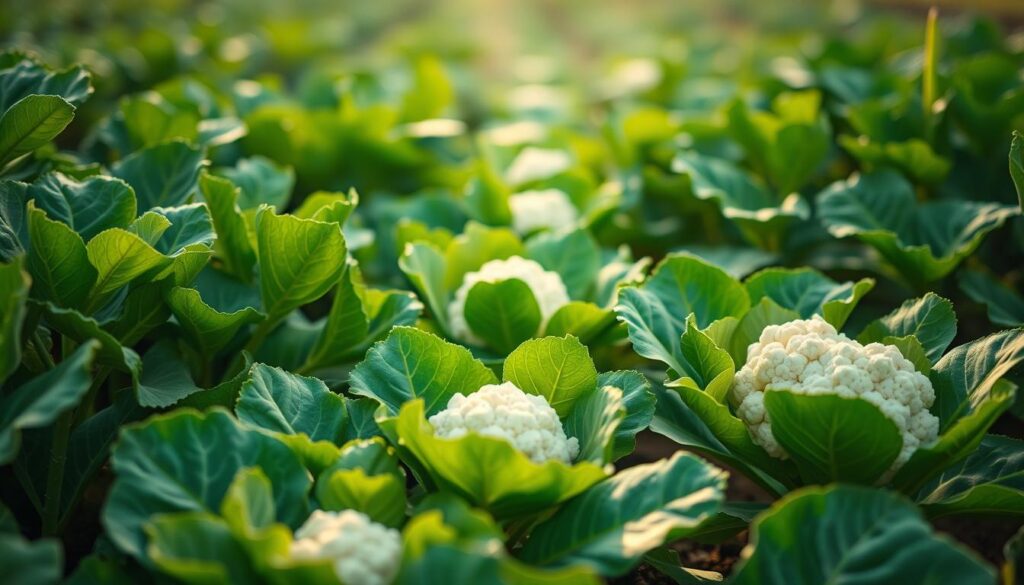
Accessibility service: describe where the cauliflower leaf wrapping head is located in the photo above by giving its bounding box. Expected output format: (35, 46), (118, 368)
(732, 316), (939, 475)
(428, 381), (580, 464)
(447, 256), (570, 346)
(508, 188), (578, 234)
(291, 509), (402, 585)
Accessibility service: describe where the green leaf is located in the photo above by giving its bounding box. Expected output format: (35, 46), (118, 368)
(166, 286), (263, 356)
(35, 302), (141, 385)
(544, 302), (616, 344)
(102, 280), (172, 346)
(728, 297), (801, 365)
(0, 58), (92, 111)
(1010, 131), (1023, 210)
(958, 270), (1024, 327)
(818, 171), (1018, 283)
(401, 55), (454, 121)
(0, 180), (27, 261)
(255, 207), (347, 322)
(731, 485), (995, 584)
(221, 467), (276, 535)
(858, 293), (957, 364)
(145, 512), (258, 583)
(400, 242), (450, 331)
(199, 173), (256, 282)
(0, 95), (75, 168)
(349, 326), (498, 416)
(84, 228), (171, 313)
(394, 399), (606, 520)
(616, 253), (749, 376)
(317, 439), (406, 527)
(464, 279), (543, 354)
(598, 370), (655, 460)
(502, 335), (598, 417)
(28, 173), (136, 241)
(26, 203), (96, 308)
(671, 315), (735, 405)
(0, 340), (98, 464)
(0, 257), (29, 382)
(915, 434), (1024, 518)
(931, 328), (1024, 428)
(150, 203), (214, 255)
(563, 385), (624, 465)
(0, 532), (62, 585)
(643, 547), (723, 584)
(214, 156), (294, 211)
(443, 222), (523, 292)
(103, 408), (310, 561)
(526, 228), (601, 300)
(744, 267), (873, 329)
(111, 140), (205, 212)
(764, 391), (902, 485)
(235, 363), (347, 442)
(519, 453), (726, 575)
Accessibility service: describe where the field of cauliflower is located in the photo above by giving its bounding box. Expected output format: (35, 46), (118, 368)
(1, 0), (1023, 583)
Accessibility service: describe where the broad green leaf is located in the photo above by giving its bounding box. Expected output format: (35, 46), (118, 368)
(84, 228), (171, 313)
(317, 439), (406, 527)
(127, 211), (171, 245)
(0, 58), (92, 111)
(464, 156), (512, 226)
(0, 340), (97, 464)
(111, 140), (205, 212)
(671, 315), (735, 405)
(443, 222), (523, 292)
(255, 207), (347, 322)
(544, 302), (616, 344)
(731, 485), (995, 584)
(145, 512), (258, 583)
(28, 173), (136, 241)
(526, 228), (601, 300)
(26, 203), (96, 308)
(0, 180), (27, 260)
(166, 286), (263, 356)
(858, 293), (957, 364)
(839, 135), (951, 185)
(563, 386), (624, 465)
(235, 363), (347, 443)
(200, 173), (256, 282)
(398, 542), (600, 585)
(300, 263), (368, 372)
(35, 302), (141, 386)
(400, 55), (454, 121)
(519, 453), (726, 575)
(598, 370), (655, 460)
(643, 547), (723, 584)
(744, 267), (873, 329)
(214, 156), (294, 211)
(349, 326), (498, 416)
(915, 434), (1024, 518)
(0, 532), (62, 585)
(959, 270), (1024, 327)
(221, 467), (275, 535)
(0, 257), (29, 382)
(818, 171), (1018, 283)
(931, 328), (1024, 428)
(728, 297), (800, 364)
(103, 408), (310, 561)
(137, 341), (202, 408)
(150, 203), (214, 255)
(503, 335), (598, 416)
(103, 280), (171, 345)
(399, 242), (449, 332)
(764, 391), (902, 485)
(395, 399), (606, 520)
(464, 279), (543, 354)
(118, 94), (199, 150)
(293, 189), (357, 225)
(0, 95), (75, 168)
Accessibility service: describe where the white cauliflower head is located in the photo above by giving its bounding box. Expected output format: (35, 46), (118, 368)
(732, 316), (939, 477)
(505, 147), (572, 185)
(290, 510), (401, 585)
(508, 189), (578, 234)
(428, 381), (580, 464)
(447, 256), (570, 347)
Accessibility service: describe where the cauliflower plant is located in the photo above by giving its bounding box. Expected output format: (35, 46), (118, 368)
(447, 256), (570, 347)
(428, 381), (580, 464)
(290, 510), (401, 585)
(505, 146), (572, 185)
(508, 188), (578, 234)
(732, 316), (939, 475)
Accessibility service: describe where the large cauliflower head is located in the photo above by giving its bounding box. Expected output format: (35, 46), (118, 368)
(732, 316), (939, 475)
(291, 510), (402, 585)
(428, 381), (580, 464)
(508, 188), (578, 234)
(447, 256), (570, 347)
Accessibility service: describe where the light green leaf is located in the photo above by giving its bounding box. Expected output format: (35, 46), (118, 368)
(214, 156), (294, 211)
(563, 385), (624, 465)
(0, 340), (98, 464)
(526, 228), (601, 300)
(145, 512), (258, 583)
(200, 173), (256, 282)
(464, 279), (542, 354)
(858, 293), (957, 364)
(728, 297), (800, 364)
(519, 453), (726, 575)
(166, 286), (263, 356)
(744, 267), (873, 329)
(399, 242), (449, 332)
(503, 335), (598, 417)
(235, 363), (347, 443)
(350, 326), (497, 416)
(443, 222), (523, 292)
(84, 227), (171, 313)
(544, 302), (616, 344)
(28, 173), (136, 241)
(671, 315), (735, 405)
(316, 438), (406, 527)
(26, 203), (96, 308)
(0, 95), (75, 168)
(731, 485), (995, 584)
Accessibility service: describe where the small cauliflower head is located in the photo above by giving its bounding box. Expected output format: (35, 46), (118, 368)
(428, 381), (580, 464)
(732, 316), (939, 475)
(508, 189), (578, 234)
(291, 510), (401, 585)
(505, 147), (572, 185)
(447, 256), (570, 347)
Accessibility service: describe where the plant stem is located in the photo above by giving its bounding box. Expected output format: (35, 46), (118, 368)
(42, 409), (73, 536)
(31, 331), (55, 369)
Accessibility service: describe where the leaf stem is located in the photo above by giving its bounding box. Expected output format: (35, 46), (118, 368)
(42, 409), (73, 536)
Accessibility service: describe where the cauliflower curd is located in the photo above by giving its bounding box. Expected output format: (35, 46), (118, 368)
(291, 510), (401, 585)
(508, 188), (578, 234)
(732, 316), (939, 474)
(447, 256), (570, 346)
(428, 381), (580, 464)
